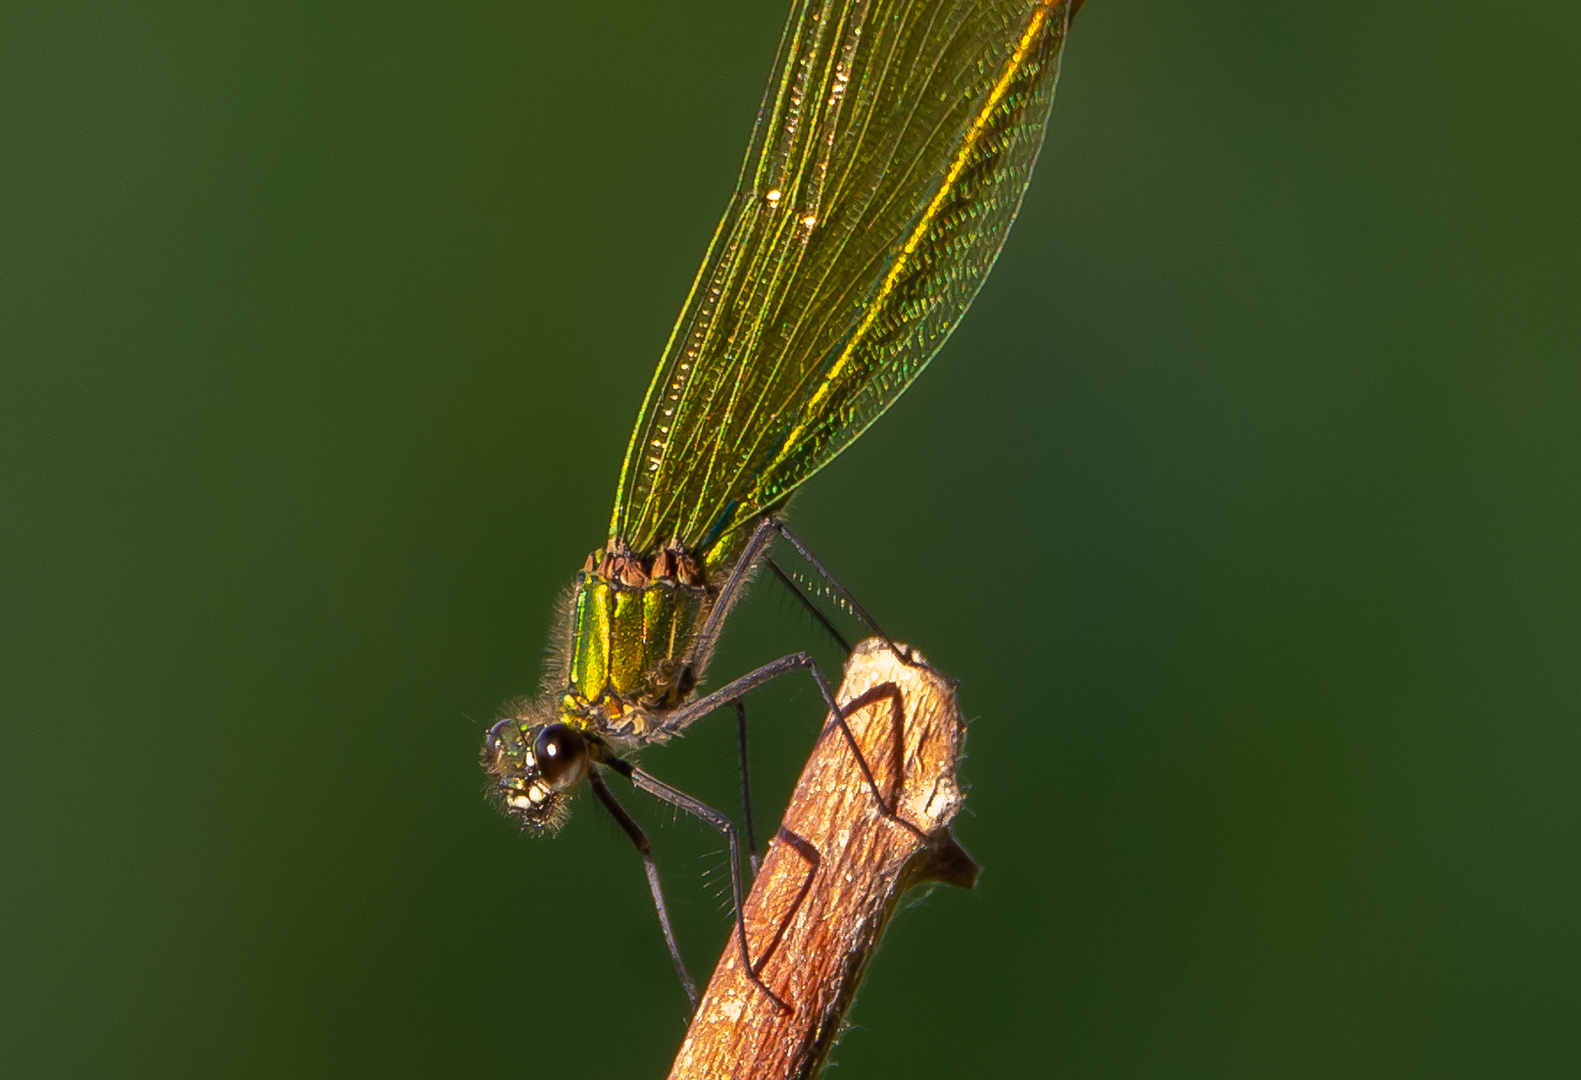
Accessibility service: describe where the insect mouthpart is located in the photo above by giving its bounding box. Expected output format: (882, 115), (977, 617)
(482, 717), (593, 834)
(483, 718), (563, 832)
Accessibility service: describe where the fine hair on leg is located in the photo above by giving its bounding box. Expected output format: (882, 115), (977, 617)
(605, 757), (791, 1015)
(764, 556), (853, 654)
(767, 521), (910, 662)
(683, 516), (779, 677)
(659, 652), (919, 823)
(588, 768), (699, 1006)
(735, 699), (761, 876)
(623, 651), (929, 1011)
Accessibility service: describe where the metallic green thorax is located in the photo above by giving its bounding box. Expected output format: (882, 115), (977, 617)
(558, 542), (731, 743)
(567, 572), (702, 722)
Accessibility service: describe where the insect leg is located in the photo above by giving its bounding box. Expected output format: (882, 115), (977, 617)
(605, 757), (790, 1015)
(735, 698), (761, 876)
(684, 514), (778, 670)
(660, 652), (923, 838)
(764, 556), (853, 654)
(768, 521), (912, 663)
(587, 768), (699, 1008)
(622, 652), (926, 1008)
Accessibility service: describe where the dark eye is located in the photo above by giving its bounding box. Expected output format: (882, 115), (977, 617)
(533, 723), (590, 791)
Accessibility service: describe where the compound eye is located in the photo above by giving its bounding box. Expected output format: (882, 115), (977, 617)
(533, 723), (590, 791)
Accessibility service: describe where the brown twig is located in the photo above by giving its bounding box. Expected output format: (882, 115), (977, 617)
(667, 638), (979, 1080)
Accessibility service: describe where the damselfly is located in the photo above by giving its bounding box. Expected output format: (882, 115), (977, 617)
(483, 0), (1082, 1008)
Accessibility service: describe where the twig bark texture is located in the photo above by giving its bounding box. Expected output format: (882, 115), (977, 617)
(668, 638), (977, 1080)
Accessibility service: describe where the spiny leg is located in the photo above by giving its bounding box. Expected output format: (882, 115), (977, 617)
(636, 653), (926, 1010)
(688, 514), (908, 679)
(587, 768), (699, 1007)
(661, 652), (924, 838)
(734, 699), (761, 876)
(685, 515), (779, 668)
(694, 518), (844, 880)
(767, 520), (910, 662)
(604, 755), (791, 1015)
(765, 556), (853, 655)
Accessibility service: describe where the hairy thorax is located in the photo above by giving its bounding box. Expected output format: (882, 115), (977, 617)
(558, 542), (713, 742)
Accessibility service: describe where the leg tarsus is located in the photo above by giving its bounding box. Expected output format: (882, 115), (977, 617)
(824, 680), (927, 842)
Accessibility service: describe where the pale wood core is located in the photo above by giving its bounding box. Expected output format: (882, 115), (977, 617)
(667, 638), (977, 1080)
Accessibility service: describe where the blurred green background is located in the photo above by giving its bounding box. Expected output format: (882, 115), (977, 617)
(4, 1), (1578, 1076)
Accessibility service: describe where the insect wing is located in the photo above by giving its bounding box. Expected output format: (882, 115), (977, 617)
(612, 0), (1077, 556)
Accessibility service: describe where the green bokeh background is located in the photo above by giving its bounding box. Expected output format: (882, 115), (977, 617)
(4, 2), (1578, 1076)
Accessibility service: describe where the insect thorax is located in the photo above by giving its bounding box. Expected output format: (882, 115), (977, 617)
(559, 543), (712, 742)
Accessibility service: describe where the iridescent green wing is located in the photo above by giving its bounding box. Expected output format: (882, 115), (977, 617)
(611, 0), (1077, 557)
